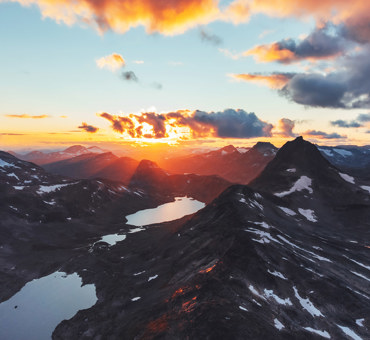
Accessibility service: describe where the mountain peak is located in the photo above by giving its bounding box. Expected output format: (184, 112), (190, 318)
(63, 145), (87, 154)
(220, 145), (237, 154)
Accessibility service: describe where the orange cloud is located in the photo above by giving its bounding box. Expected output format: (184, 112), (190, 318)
(96, 53), (125, 71)
(229, 73), (292, 89)
(244, 43), (297, 63)
(3, 0), (252, 35)
(5, 114), (50, 119)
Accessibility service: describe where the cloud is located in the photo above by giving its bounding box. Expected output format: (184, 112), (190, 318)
(237, 46), (370, 109)
(357, 113), (370, 122)
(303, 130), (346, 139)
(99, 109), (273, 139)
(122, 71), (139, 82)
(9, 0), (251, 36)
(96, 53), (125, 71)
(229, 73), (294, 89)
(245, 27), (344, 64)
(78, 122), (99, 133)
(151, 82), (163, 90)
(278, 118), (297, 137)
(199, 28), (222, 45)
(5, 114), (50, 119)
(330, 120), (362, 128)
(0, 133), (26, 136)
(330, 112), (370, 128)
(133, 60), (144, 64)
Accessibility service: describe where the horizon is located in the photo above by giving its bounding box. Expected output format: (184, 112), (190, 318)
(1, 1), (370, 150)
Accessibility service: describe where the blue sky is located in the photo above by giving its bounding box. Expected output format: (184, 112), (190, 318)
(1, 0), (369, 150)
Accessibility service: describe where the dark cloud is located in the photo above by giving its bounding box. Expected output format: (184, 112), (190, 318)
(99, 109), (273, 139)
(122, 71), (138, 82)
(330, 120), (362, 128)
(278, 118), (297, 137)
(0, 133), (26, 136)
(357, 113), (370, 122)
(200, 29), (222, 46)
(78, 122), (99, 133)
(304, 130), (346, 139)
(246, 25), (345, 64)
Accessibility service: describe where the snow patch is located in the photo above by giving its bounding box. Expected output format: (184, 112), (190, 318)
(303, 327), (330, 338)
(356, 319), (364, 327)
(334, 148), (353, 157)
(293, 287), (323, 317)
(0, 159), (20, 168)
(264, 289), (292, 306)
(274, 319), (284, 330)
(148, 275), (158, 282)
(267, 270), (287, 280)
(279, 206), (296, 216)
(319, 149), (333, 157)
(37, 183), (71, 195)
(336, 325), (363, 340)
(275, 176), (313, 197)
(7, 173), (19, 180)
(131, 297), (141, 301)
(239, 306), (248, 311)
(339, 172), (355, 184)
(360, 185), (370, 193)
(351, 271), (370, 282)
(128, 227), (145, 233)
(298, 208), (317, 222)
(286, 168), (296, 173)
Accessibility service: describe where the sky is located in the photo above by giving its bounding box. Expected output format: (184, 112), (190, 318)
(1, 0), (370, 153)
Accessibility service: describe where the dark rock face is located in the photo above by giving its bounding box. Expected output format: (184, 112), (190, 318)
(1, 138), (370, 340)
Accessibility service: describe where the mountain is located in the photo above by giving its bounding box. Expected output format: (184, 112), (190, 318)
(318, 145), (370, 180)
(52, 137), (370, 339)
(11, 145), (107, 165)
(129, 159), (232, 203)
(43, 152), (139, 184)
(159, 142), (278, 184)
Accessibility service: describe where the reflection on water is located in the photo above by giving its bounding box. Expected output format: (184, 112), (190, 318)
(0, 272), (97, 340)
(125, 197), (205, 226)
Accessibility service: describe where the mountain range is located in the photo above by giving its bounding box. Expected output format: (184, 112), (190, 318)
(1, 137), (369, 339)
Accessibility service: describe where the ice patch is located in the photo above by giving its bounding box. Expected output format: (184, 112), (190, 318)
(274, 319), (284, 330)
(303, 327), (330, 339)
(275, 176), (313, 197)
(298, 208), (317, 222)
(293, 287), (323, 317)
(339, 172), (355, 184)
(336, 325), (362, 340)
(279, 206), (296, 216)
(148, 275), (158, 282)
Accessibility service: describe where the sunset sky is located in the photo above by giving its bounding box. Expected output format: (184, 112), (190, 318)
(1, 0), (370, 152)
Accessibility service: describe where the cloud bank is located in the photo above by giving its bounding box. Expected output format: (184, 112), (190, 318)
(100, 109), (273, 139)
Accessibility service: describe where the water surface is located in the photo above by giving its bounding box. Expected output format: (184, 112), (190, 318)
(126, 197), (205, 226)
(0, 271), (97, 340)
